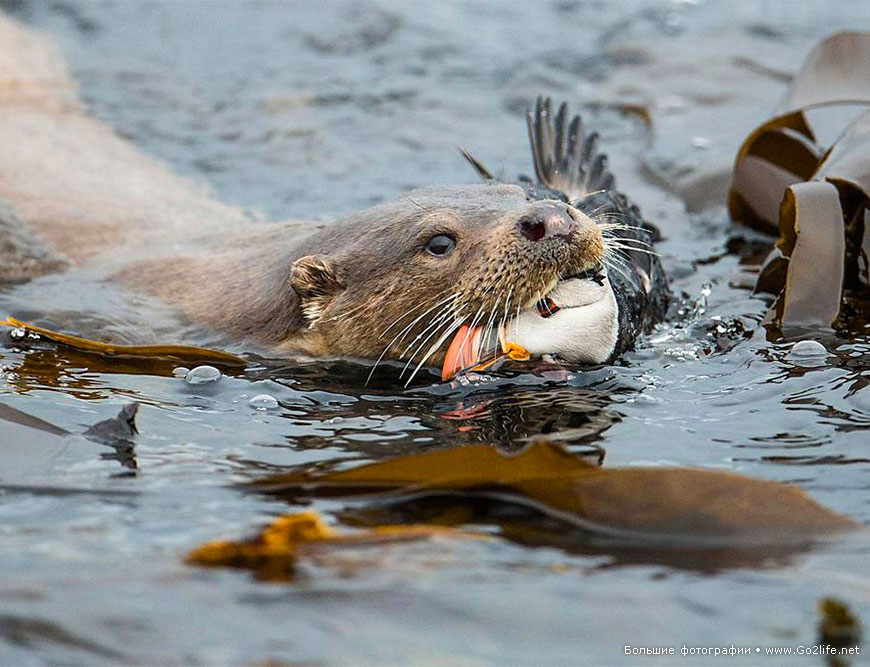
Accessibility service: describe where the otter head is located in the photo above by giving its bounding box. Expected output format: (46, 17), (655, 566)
(287, 183), (607, 379)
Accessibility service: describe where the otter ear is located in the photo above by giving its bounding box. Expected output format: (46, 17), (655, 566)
(290, 255), (344, 327)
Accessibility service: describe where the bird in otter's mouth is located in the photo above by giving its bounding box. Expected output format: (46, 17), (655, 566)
(286, 97), (669, 384)
(418, 97), (668, 383)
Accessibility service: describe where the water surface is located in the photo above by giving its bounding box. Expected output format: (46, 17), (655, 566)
(2, 1), (870, 664)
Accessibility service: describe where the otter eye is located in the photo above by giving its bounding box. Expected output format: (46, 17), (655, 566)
(425, 234), (456, 256)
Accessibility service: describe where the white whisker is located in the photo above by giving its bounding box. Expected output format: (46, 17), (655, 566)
(365, 292), (460, 385)
(399, 301), (462, 361)
(399, 302), (466, 378)
(380, 290), (458, 337)
(607, 242), (659, 257)
(405, 317), (468, 387)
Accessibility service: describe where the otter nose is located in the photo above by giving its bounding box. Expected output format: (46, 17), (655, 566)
(518, 204), (577, 242)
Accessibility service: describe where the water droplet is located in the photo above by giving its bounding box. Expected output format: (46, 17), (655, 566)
(172, 366), (190, 378)
(184, 365), (222, 385)
(689, 282), (712, 318)
(249, 394), (279, 410)
(9, 327), (26, 341)
(787, 340), (829, 366)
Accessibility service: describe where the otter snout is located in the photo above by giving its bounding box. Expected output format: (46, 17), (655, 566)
(518, 203), (577, 242)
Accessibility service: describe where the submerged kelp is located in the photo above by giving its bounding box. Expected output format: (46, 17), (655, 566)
(251, 441), (857, 543)
(819, 598), (863, 653)
(178, 440), (858, 575)
(186, 510), (481, 582)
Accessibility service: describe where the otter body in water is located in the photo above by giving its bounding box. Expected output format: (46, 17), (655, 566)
(0, 16), (666, 381)
(122, 99), (668, 381)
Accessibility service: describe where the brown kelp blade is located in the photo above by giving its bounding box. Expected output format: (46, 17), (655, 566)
(773, 182), (845, 327)
(730, 31), (870, 233)
(729, 111), (821, 233)
(729, 31), (870, 329)
(1, 316), (245, 367)
(756, 111), (870, 328)
(252, 442), (857, 546)
(255, 441), (595, 492)
(778, 31), (870, 114)
(514, 469), (854, 545)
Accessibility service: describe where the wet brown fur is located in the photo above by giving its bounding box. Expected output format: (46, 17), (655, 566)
(295, 185), (605, 364)
(118, 185), (604, 364)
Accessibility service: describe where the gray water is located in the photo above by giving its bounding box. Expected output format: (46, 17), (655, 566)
(2, 1), (870, 664)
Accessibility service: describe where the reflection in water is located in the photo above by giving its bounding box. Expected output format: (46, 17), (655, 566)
(1, 332), (621, 470)
(82, 403), (140, 472)
(434, 386), (616, 454)
(0, 614), (128, 662)
(3, 345), (175, 400)
(237, 359), (625, 458)
(0, 400), (143, 480)
(3, 324), (863, 579)
(1, 319), (245, 401)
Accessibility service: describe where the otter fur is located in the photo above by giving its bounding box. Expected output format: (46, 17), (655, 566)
(117, 184), (607, 366)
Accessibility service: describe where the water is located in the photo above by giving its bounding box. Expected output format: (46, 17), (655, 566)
(2, 1), (870, 664)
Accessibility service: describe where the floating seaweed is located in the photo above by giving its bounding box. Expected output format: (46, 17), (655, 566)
(819, 597), (862, 652)
(1, 316), (246, 369)
(185, 441), (860, 580)
(729, 31), (870, 331)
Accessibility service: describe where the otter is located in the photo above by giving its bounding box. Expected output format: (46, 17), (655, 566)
(0, 16), (667, 382)
(117, 99), (668, 381)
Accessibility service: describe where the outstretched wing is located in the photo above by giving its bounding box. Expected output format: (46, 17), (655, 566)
(527, 96), (615, 201)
